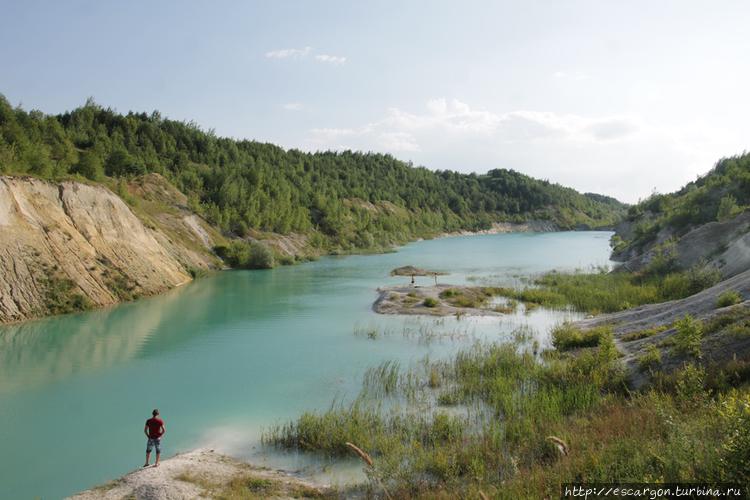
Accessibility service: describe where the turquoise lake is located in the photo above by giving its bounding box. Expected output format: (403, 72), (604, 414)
(0, 231), (613, 499)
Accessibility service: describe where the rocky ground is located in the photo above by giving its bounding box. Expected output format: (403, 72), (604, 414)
(614, 210), (750, 278)
(69, 449), (332, 500)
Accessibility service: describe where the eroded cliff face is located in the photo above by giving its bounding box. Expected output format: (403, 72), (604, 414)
(613, 210), (750, 278)
(0, 176), (219, 323)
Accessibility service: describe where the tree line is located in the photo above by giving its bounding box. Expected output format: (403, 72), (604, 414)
(0, 95), (625, 251)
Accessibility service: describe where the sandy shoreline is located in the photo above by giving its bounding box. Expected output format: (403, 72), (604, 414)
(69, 449), (332, 500)
(438, 219), (560, 238)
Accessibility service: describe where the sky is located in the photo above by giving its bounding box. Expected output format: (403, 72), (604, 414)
(1, 0), (749, 203)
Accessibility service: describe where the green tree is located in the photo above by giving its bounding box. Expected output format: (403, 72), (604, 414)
(717, 195), (740, 221)
(71, 151), (104, 180)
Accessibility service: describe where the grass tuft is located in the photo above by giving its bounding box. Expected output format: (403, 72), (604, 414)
(717, 290), (743, 308)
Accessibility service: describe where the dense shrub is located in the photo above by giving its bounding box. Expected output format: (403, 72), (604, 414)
(215, 240), (275, 269)
(552, 324), (611, 351)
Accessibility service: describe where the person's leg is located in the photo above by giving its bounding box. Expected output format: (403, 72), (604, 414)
(144, 439), (153, 466)
(154, 439), (161, 466)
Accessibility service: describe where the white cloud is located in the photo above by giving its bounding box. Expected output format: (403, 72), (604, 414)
(309, 127), (357, 141)
(383, 98), (501, 134)
(378, 132), (420, 152)
(499, 111), (640, 143)
(264, 47), (346, 65)
(265, 47), (312, 59)
(314, 54), (347, 65)
(306, 99), (640, 154)
(282, 102), (303, 111)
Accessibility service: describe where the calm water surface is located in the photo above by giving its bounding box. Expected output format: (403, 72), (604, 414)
(0, 231), (612, 499)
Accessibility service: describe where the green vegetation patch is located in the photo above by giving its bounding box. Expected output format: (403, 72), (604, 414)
(264, 327), (750, 498)
(214, 240), (275, 269)
(673, 315), (703, 358)
(704, 307), (750, 339)
(638, 344), (662, 372)
(621, 324), (669, 342)
(551, 324), (613, 351)
(491, 264), (722, 315)
(615, 153), (750, 254)
(717, 290), (743, 308)
(437, 287), (491, 308)
(43, 274), (92, 316)
(422, 297), (439, 308)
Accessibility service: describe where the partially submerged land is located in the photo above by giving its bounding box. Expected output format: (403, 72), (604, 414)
(374, 284), (518, 316)
(389, 265), (446, 277)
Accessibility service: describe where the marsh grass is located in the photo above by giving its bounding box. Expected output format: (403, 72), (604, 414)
(492, 298), (519, 314)
(264, 318), (750, 498)
(353, 323), (395, 340)
(490, 266), (723, 314)
(362, 360), (400, 397)
(400, 321), (476, 345)
(264, 331), (647, 497)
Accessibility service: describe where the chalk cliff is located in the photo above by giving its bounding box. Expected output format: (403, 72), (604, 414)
(0, 175), (220, 323)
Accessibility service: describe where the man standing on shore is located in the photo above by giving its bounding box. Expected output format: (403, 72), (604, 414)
(144, 409), (166, 467)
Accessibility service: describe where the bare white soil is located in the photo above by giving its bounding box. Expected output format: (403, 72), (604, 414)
(69, 449), (329, 500)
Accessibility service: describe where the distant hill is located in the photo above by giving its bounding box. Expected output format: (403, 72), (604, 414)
(612, 153), (750, 276)
(0, 94), (626, 254)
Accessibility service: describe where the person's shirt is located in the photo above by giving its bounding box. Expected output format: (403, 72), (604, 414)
(145, 417), (165, 439)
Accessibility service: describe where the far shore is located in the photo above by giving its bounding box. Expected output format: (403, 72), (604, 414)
(437, 219), (560, 238)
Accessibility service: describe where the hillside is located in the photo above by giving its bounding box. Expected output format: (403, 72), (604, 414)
(0, 95), (626, 256)
(612, 153), (750, 276)
(0, 174), (221, 323)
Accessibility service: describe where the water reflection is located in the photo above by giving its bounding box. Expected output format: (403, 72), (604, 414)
(0, 266), (323, 393)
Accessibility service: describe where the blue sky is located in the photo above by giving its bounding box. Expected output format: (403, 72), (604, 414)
(2, 0), (749, 202)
